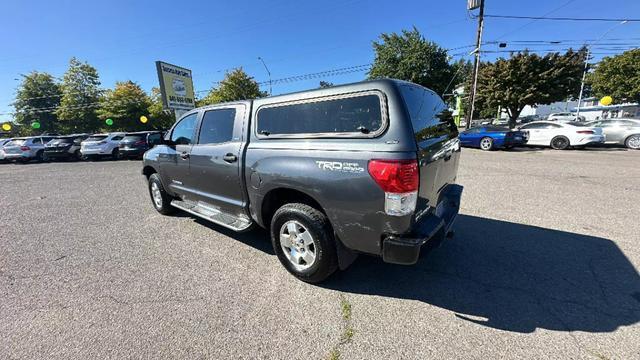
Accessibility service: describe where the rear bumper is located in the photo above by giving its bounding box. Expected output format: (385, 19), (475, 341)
(81, 147), (110, 155)
(3, 152), (31, 159)
(119, 148), (145, 157)
(574, 135), (605, 146)
(44, 150), (72, 158)
(382, 184), (463, 265)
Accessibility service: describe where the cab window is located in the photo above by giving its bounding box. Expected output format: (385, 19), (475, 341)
(171, 113), (198, 145)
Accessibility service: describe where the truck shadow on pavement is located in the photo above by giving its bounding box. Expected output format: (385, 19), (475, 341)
(324, 214), (640, 333)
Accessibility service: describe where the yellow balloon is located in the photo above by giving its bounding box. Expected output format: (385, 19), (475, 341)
(140, 115), (148, 124)
(1, 123), (11, 131)
(600, 96), (613, 106)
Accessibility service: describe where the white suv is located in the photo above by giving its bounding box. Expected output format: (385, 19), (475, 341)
(80, 133), (125, 160)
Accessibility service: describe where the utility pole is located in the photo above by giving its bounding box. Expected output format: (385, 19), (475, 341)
(466, 0), (485, 129)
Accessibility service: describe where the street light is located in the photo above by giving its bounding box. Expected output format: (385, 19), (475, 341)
(257, 57), (272, 96)
(576, 20), (628, 118)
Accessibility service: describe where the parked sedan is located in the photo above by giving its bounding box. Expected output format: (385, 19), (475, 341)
(44, 134), (89, 161)
(2, 135), (56, 162)
(585, 119), (640, 150)
(80, 133), (125, 160)
(459, 126), (528, 150)
(118, 131), (163, 159)
(519, 121), (604, 150)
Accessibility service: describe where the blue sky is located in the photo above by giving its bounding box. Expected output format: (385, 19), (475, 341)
(1, 0), (639, 117)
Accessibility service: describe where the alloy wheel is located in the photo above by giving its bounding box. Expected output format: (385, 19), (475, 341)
(279, 220), (317, 271)
(151, 182), (163, 208)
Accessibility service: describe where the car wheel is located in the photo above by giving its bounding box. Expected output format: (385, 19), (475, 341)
(111, 148), (120, 160)
(74, 150), (82, 161)
(625, 134), (640, 150)
(148, 173), (175, 215)
(35, 150), (44, 162)
(550, 136), (570, 150)
(479, 137), (494, 151)
(270, 203), (338, 283)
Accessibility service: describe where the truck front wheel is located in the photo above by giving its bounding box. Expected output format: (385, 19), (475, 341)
(270, 203), (338, 283)
(148, 173), (175, 215)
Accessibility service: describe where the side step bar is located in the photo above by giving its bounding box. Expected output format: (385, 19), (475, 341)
(170, 199), (252, 232)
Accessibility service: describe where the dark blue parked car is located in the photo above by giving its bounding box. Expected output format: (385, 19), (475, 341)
(459, 126), (528, 150)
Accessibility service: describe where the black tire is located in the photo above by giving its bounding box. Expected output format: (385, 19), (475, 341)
(74, 150), (82, 161)
(550, 136), (570, 150)
(111, 148), (120, 160)
(479, 136), (494, 151)
(148, 173), (175, 215)
(35, 150), (44, 162)
(625, 134), (640, 150)
(270, 203), (338, 283)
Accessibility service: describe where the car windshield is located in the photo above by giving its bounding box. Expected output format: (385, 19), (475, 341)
(5, 139), (26, 146)
(86, 135), (108, 142)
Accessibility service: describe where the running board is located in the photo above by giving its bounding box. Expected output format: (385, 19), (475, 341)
(170, 199), (252, 232)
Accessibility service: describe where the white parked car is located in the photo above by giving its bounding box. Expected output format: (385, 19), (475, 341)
(519, 121), (604, 150)
(80, 133), (125, 160)
(547, 112), (585, 122)
(2, 136), (56, 162)
(0, 138), (11, 162)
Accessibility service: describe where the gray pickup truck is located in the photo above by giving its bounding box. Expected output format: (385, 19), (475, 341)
(142, 79), (462, 283)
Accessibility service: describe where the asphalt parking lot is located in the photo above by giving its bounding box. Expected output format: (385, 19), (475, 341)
(1, 148), (639, 359)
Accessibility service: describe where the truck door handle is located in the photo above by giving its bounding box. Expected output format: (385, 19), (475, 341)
(180, 152), (190, 160)
(223, 153), (237, 163)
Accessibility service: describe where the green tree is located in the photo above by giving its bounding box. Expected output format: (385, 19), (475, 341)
(476, 49), (585, 127)
(97, 81), (152, 131)
(13, 72), (62, 135)
(368, 27), (454, 95)
(199, 68), (267, 106)
(588, 49), (640, 103)
(56, 57), (102, 133)
(148, 87), (176, 130)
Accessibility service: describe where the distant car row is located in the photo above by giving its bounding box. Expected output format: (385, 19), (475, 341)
(0, 131), (163, 163)
(460, 119), (640, 150)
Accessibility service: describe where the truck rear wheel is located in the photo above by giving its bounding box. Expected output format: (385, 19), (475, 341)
(270, 203), (338, 283)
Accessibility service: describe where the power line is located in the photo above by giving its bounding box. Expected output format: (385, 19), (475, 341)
(485, 14), (640, 22)
(494, 0), (578, 40)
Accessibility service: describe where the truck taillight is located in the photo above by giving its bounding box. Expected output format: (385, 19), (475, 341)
(368, 159), (419, 216)
(20, 146), (30, 151)
(576, 130), (594, 134)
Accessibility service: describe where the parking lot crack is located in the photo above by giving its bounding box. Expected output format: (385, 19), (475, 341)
(326, 294), (355, 360)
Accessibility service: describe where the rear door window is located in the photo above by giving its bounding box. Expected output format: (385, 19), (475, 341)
(257, 93), (384, 137)
(86, 135), (108, 142)
(198, 108), (236, 144)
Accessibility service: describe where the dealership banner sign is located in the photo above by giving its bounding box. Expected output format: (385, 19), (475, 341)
(155, 61), (195, 111)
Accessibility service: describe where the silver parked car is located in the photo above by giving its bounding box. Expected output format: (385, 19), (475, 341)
(2, 136), (56, 162)
(585, 119), (640, 149)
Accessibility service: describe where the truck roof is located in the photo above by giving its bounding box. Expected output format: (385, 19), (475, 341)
(192, 78), (429, 113)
